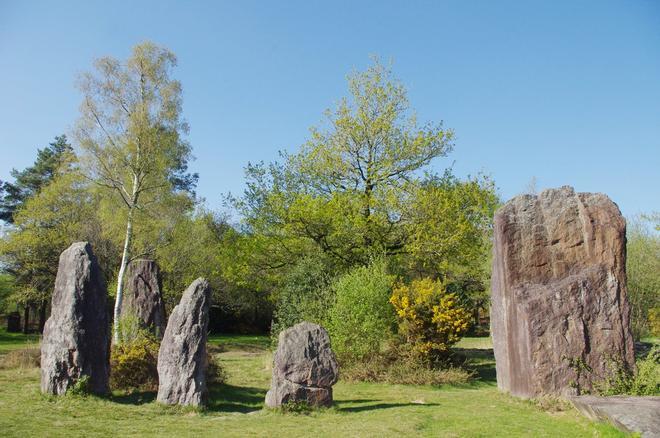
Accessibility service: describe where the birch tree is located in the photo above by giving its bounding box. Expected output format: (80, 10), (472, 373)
(76, 42), (193, 343)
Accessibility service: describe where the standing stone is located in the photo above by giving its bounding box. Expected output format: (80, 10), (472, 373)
(491, 186), (635, 398)
(265, 322), (339, 408)
(40, 242), (110, 395)
(120, 259), (166, 338)
(157, 278), (211, 406)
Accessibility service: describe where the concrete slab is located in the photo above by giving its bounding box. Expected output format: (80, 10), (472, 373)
(570, 396), (660, 437)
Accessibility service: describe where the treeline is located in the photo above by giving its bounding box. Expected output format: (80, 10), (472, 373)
(0, 42), (657, 348)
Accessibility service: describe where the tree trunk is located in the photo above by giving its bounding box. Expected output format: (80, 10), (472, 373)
(38, 302), (48, 333)
(113, 206), (135, 344)
(22, 305), (30, 334)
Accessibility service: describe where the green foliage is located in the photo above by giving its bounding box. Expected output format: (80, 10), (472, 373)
(649, 308), (660, 337)
(390, 278), (471, 362)
(277, 401), (314, 415)
(0, 166), (114, 311)
(206, 352), (228, 385)
(327, 258), (395, 361)
(0, 135), (74, 224)
(110, 334), (160, 392)
(116, 314), (144, 344)
(270, 255), (334, 342)
(226, 60), (498, 327)
(69, 375), (91, 396)
(596, 346), (659, 396)
(563, 356), (594, 395)
(76, 41), (197, 341)
(403, 171), (498, 307)
(340, 340), (474, 385)
(0, 273), (13, 314)
(626, 213), (660, 338)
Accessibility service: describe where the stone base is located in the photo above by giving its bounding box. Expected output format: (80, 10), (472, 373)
(265, 378), (332, 408)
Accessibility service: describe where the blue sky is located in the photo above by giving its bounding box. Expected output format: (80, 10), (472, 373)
(1, 0), (658, 217)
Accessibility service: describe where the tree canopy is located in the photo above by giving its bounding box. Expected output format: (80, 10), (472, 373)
(0, 135), (74, 224)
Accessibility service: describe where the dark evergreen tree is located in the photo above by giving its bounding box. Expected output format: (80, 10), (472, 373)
(0, 135), (74, 223)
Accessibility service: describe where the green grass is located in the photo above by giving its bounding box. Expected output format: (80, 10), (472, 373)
(0, 327), (41, 354)
(0, 333), (625, 437)
(455, 335), (492, 350)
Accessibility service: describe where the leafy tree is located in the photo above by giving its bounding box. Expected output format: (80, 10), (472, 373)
(76, 41), (195, 342)
(627, 213), (660, 338)
(0, 273), (13, 315)
(0, 161), (113, 333)
(156, 211), (226, 307)
(228, 60), (497, 332)
(0, 135), (74, 223)
(402, 171), (499, 322)
(231, 60), (454, 272)
(291, 59), (453, 253)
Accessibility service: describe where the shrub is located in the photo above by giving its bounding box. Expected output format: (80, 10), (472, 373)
(110, 335), (160, 392)
(207, 352), (228, 385)
(69, 375), (91, 396)
(390, 278), (471, 362)
(327, 258), (395, 361)
(649, 307), (660, 337)
(117, 313), (143, 344)
(0, 347), (40, 369)
(271, 256), (334, 343)
(340, 340), (473, 385)
(596, 346), (659, 396)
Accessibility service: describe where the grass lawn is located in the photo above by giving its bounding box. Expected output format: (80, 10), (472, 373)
(0, 331), (625, 437)
(0, 328), (40, 354)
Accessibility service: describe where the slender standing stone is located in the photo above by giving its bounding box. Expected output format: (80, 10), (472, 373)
(157, 278), (211, 406)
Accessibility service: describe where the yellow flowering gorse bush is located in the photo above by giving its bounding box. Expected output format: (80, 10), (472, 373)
(390, 278), (471, 359)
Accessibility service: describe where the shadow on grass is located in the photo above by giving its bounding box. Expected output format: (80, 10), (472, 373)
(111, 391), (157, 405)
(206, 383), (267, 413)
(453, 347), (497, 385)
(109, 384), (266, 413)
(336, 401), (440, 413)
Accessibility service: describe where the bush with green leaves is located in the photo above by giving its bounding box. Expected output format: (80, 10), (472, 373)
(596, 345), (659, 396)
(270, 256), (334, 342)
(110, 334), (161, 392)
(626, 213), (660, 338)
(327, 257), (395, 361)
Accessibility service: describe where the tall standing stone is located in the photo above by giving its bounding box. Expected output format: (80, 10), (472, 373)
(157, 278), (211, 406)
(40, 242), (110, 395)
(265, 322), (339, 408)
(120, 259), (166, 338)
(491, 186), (635, 398)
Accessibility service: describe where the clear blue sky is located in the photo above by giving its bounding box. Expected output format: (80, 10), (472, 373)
(1, 0), (658, 217)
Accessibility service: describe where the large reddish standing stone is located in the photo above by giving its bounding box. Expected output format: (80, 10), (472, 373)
(41, 242), (110, 395)
(490, 186), (635, 398)
(120, 259), (166, 338)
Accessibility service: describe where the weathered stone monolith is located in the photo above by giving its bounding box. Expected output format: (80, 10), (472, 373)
(265, 322), (339, 408)
(120, 259), (166, 338)
(156, 278), (211, 406)
(40, 242), (110, 395)
(490, 186), (635, 398)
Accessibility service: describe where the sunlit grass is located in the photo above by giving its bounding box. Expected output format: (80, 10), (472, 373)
(0, 331), (625, 437)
